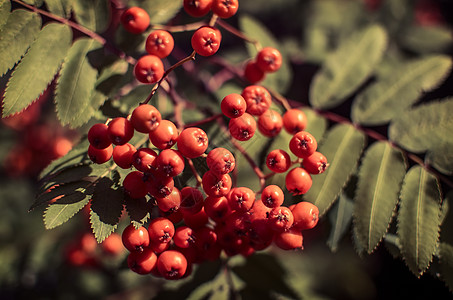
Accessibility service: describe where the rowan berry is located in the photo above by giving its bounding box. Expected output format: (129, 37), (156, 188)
(127, 248), (157, 275)
(267, 206), (294, 232)
(257, 109), (283, 137)
(113, 143), (136, 169)
(177, 127), (209, 158)
(123, 171), (148, 198)
(150, 240), (170, 254)
(273, 228), (303, 250)
(107, 117), (134, 146)
(147, 175), (175, 199)
(256, 47), (282, 73)
(154, 149), (185, 177)
(149, 119), (179, 149)
(266, 149), (291, 173)
(88, 123), (111, 149)
(221, 93), (247, 118)
(173, 226), (196, 248)
(130, 104), (162, 133)
(244, 60), (265, 84)
(202, 170), (232, 197)
(121, 7), (150, 34)
(241, 85), (272, 116)
(88, 144), (113, 164)
(157, 250), (188, 280)
(282, 108), (307, 134)
(228, 187), (255, 212)
(285, 167), (312, 195)
(183, 0), (213, 17)
(204, 195), (231, 221)
(183, 207), (209, 229)
(303, 151), (329, 175)
(211, 0), (239, 19)
(148, 217), (175, 243)
(122, 224), (150, 252)
(134, 55), (165, 84)
(191, 26), (222, 57)
(180, 186), (204, 215)
(289, 131), (317, 158)
(247, 217), (274, 251)
(145, 30), (174, 58)
(261, 184), (284, 208)
(228, 112), (256, 141)
(291, 201), (319, 230)
(155, 186), (181, 212)
(206, 147), (236, 174)
(131, 147), (157, 173)
(100, 233), (124, 256)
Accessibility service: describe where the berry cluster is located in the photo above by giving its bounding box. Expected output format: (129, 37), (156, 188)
(244, 47), (283, 84)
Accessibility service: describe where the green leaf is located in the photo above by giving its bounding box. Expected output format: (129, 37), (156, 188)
(239, 15), (292, 94)
(351, 55), (452, 125)
(124, 196), (152, 229)
(397, 165), (442, 277)
(304, 123), (366, 216)
(310, 25), (387, 109)
(426, 142), (453, 176)
(327, 191), (354, 253)
(186, 270), (231, 300)
(55, 38), (100, 126)
(439, 243), (453, 292)
(44, 0), (71, 18)
(0, 9), (41, 77)
(90, 177), (124, 242)
(401, 25), (453, 54)
(353, 141), (406, 254)
(43, 193), (90, 229)
(72, 0), (109, 33)
(0, 0), (11, 28)
(3, 22), (72, 117)
(129, 0), (182, 24)
(389, 98), (453, 153)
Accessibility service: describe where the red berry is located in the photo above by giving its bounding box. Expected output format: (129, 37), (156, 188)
(157, 250), (188, 280)
(241, 85), (272, 116)
(132, 147), (158, 173)
(285, 167), (312, 195)
(256, 47), (283, 73)
(148, 217), (175, 243)
(122, 224), (150, 252)
(127, 248), (157, 275)
(206, 147), (236, 174)
(202, 170), (232, 197)
(183, 207), (209, 229)
(154, 149), (185, 177)
(107, 117), (134, 146)
(101, 233), (124, 256)
(283, 108), (307, 134)
(266, 149), (291, 173)
(191, 26), (222, 57)
(291, 201), (319, 230)
(303, 151), (329, 175)
(183, 0), (213, 17)
(123, 171), (148, 198)
(130, 104), (162, 133)
(88, 123), (111, 149)
(244, 60), (265, 84)
(273, 228), (303, 250)
(228, 112), (256, 141)
(177, 127), (209, 158)
(289, 131), (317, 158)
(267, 206), (294, 232)
(121, 7), (150, 34)
(145, 30), (174, 58)
(204, 195), (232, 221)
(257, 109), (283, 137)
(211, 0), (239, 19)
(134, 55), (165, 84)
(260, 184), (284, 208)
(221, 93), (247, 118)
(180, 187), (204, 215)
(228, 187), (255, 212)
(155, 186), (181, 212)
(88, 144), (113, 164)
(149, 119), (179, 149)
(173, 226), (196, 248)
(147, 175), (175, 199)
(113, 143), (136, 169)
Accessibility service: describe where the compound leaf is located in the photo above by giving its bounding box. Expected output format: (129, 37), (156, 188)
(55, 38), (100, 126)
(72, 0), (109, 33)
(0, 0), (11, 28)
(310, 24), (387, 109)
(44, 0), (71, 18)
(304, 124), (366, 216)
(397, 165), (442, 277)
(43, 192), (90, 229)
(352, 55), (452, 125)
(353, 141), (406, 254)
(3, 22), (71, 117)
(129, 0), (182, 24)
(389, 97), (453, 153)
(0, 9), (41, 77)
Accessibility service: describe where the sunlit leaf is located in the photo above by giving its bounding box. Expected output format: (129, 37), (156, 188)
(0, 0), (11, 28)
(44, 0), (71, 18)
(327, 191), (354, 253)
(43, 193), (90, 229)
(304, 124), (366, 216)
(426, 142), (453, 176)
(310, 25), (387, 109)
(3, 23), (71, 117)
(352, 55), (452, 125)
(353, 141), (406, 254)
(398, 165), (442, 277)
(401, 25), (453, 54)
(129, 0), (182, 24)
(72, 0), (109, 33)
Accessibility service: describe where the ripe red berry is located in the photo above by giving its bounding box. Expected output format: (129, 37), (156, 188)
(132, 147), (158, 173)
(147, 175), (175, 199)
(273, 228), (303, 250)
(183, 207), (209, 229)
(303, 151), (329, 175)
(88, 123), (111, 149)
(211, 0), (239, 19)
(228, 112), (256, 141)
(130, 104), (162, 133)
(101, 233), (124, 256)
(122, 224), (150, 252)
(202, 170), (232, 197)
(257, 109), (283, 137)
(266, 149), (291, 173)
(145, 30), (174, 58)
(155, 186), (180, 212)
(221, 93), (247, 118)
(285, 167), (312, 195)
(107, 117), (134, 146)
(154, 149), (185, 177)
(177, 127), (209, 158)
(206, 147), (236, 174)
(191, 26), (222, 57)
(123, 170), (148, 198)
(148, 217), (175, 243)
(291, 201), (319, 230)
(256, 47), (283, 73)
(173, 226), (196, 248)
(204, 195), (232, 221)
(149, 119), (179, 149)
(121, 7), (150, 34)
(88, 144), (113, 164)
(267, 206), (294, 232)
(180, 187), (204, 215)
(228, 187), (255, 212)
(113, 143), (136, 169)
(127, 248), (157, 275)
(183, 0), (213, 17)
(134, 55), (165, 84)
(260, 184), (285, 208)
(241, 85), (272, 116)
(289, 131), (317, 158)
(283, 108), (307, 134)
(157, 250), (188, 280)
(244, 60), (265, 84)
